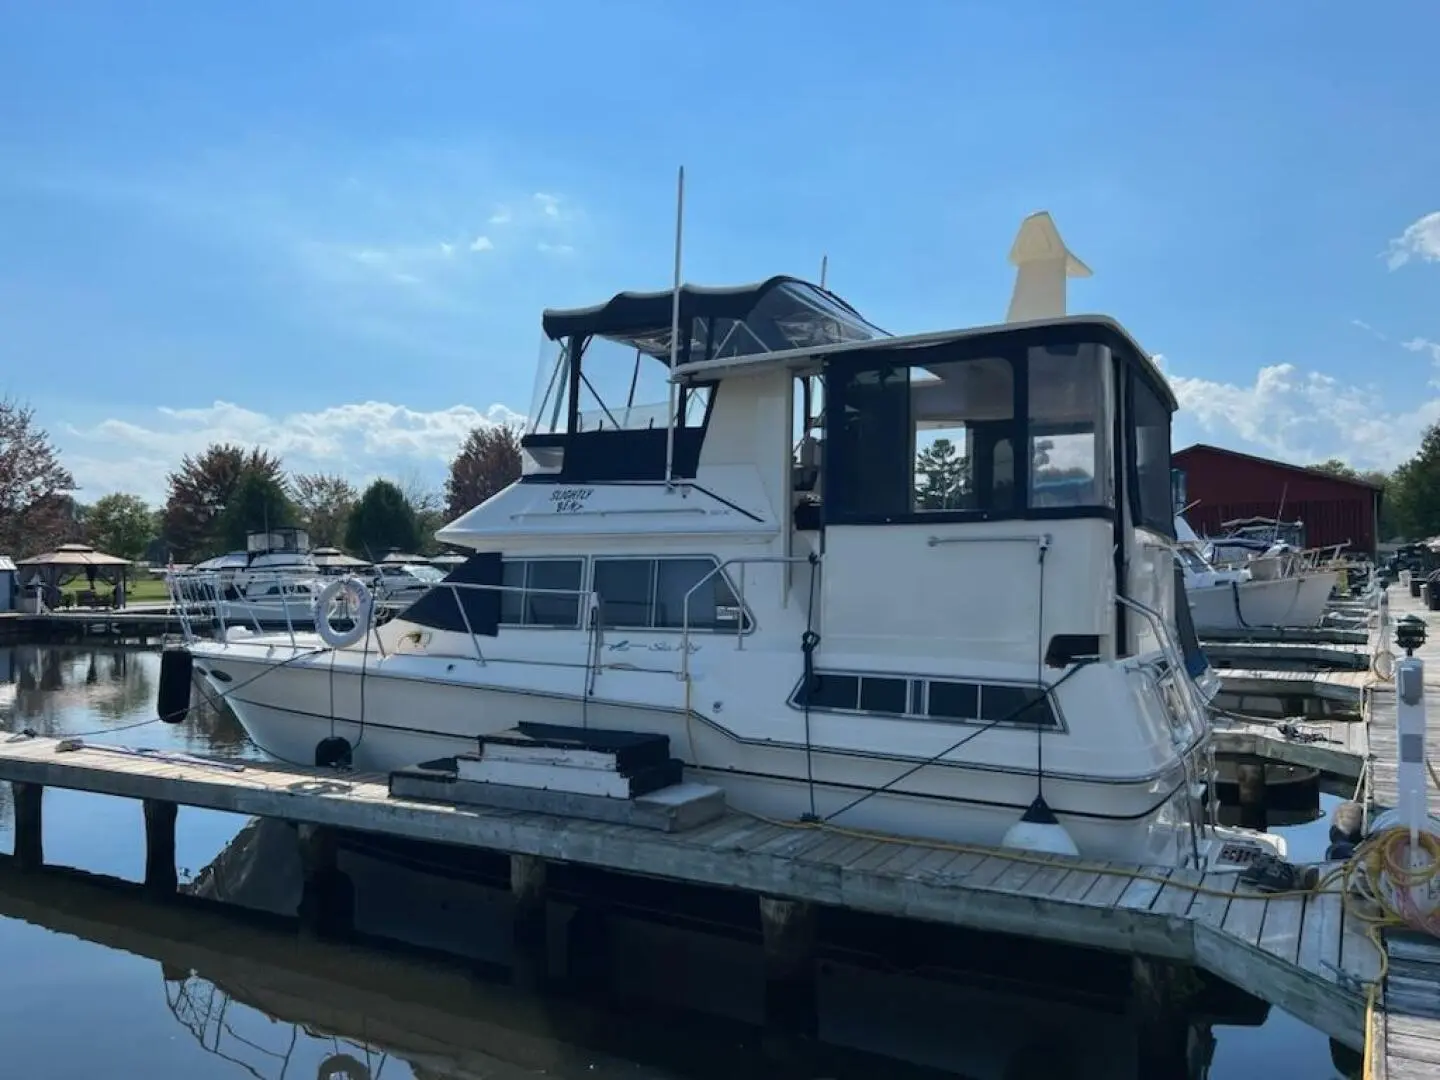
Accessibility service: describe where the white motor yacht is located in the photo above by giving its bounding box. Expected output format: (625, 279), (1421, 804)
(174, 528), (328, 629)
(179, 212), (1274, 870)
(1176, 517), (1339, 632)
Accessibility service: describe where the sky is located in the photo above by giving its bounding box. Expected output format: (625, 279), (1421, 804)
(2, 1), (1438, 505)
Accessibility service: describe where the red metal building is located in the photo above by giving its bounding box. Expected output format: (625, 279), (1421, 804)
(1171, 443), (1383, 555)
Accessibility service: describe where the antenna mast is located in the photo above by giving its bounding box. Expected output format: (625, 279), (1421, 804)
(820, 254), (829, 289)
(664, 165), (685, 488)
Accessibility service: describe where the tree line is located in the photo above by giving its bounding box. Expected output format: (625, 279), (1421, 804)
(7, 393), (1440, 560)
(0, 397), (522, 562)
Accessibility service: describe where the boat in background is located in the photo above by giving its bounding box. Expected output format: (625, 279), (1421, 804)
(1176, 516), (1338, 632)
(172, 528), (329, 629)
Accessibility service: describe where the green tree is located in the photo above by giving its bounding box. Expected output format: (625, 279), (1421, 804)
(292, 472), (357, 549)
(161, 444), (285, 560)
(345, 479), (420, 558)
(85, 493), (155, 560)
(1384, 425), (1440, 540)
(445, 424), (523, 519)
(398, 470), (445, 555)
(915, 438), (968, 509)
(0, 397), (77, 558)
(213, 470), (297, 552)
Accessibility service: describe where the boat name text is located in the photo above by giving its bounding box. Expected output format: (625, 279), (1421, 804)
(550, 487), (594, 513)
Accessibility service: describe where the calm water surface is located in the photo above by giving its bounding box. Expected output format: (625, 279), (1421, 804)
(0, 644), (1356, 1080)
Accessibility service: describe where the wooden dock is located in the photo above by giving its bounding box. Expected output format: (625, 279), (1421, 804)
(1211, 716), (1366, 789)
(1350, 588), (1440, 1078)
(0, 733), (1382, 1054)
(1203, 640), (1371, 672)
(0, 607), (189, 643)
(1201, 625), (1369, 646)
(1214, 667), (1370, 719)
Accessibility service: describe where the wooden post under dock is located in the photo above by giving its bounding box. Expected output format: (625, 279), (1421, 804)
(759, 895), (817, 1036)
(1234, 761), (1267, 831)
(510, 854), (548, 989)
(11, 782), (43, 872)
(296, 823), (354, 940)
(142, 799), (178, 896)
(1130, 956), (1203, 1077)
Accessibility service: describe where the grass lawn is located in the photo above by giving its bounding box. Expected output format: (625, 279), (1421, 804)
(124, 576), (171, 605)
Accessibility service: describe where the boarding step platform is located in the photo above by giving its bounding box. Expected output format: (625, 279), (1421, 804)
(387, 722), (726, 833)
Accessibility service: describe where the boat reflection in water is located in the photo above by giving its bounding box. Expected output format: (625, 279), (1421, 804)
(168, 818), (1187, 1079)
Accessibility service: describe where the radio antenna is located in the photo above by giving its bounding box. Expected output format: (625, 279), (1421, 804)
(664, 165), (685, 489)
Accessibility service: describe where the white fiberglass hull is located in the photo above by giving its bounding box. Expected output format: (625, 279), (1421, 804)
(191, 636), (1207, 867)
(1187, 571), (1338, 633)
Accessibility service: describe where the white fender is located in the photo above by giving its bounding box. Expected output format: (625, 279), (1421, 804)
(313, 576), (373, 649)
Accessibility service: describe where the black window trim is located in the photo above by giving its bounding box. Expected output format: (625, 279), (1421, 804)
(821, 322), (1164, 530)
(787, 668), (1067, 732)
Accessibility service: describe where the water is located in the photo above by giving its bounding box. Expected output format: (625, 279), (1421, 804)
(0, 643), (1357, 1080)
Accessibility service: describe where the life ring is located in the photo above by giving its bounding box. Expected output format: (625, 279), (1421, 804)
(313, 576), (373, 649)
(316, 1052), (371, 1080)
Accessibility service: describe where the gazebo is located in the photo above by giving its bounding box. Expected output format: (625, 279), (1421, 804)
(311, 547), (371, 575)
(16, 543), (133, 611)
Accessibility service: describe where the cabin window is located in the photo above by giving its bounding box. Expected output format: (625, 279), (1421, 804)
(791, 671), (1059, 727)
(828, 355), (1020, 520)
(926, 679), (980, 720)
(499, 558), (584, 627)
(797, 673), (862, 710)
(1028, 344), (1105, 509)
(1130, 370), (1175, 537)
(593, 556), (750, 631)
(824, 330), (1135, 526)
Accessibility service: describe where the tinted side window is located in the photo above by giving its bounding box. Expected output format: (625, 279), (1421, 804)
(500, 560), (525, 624)
(594, 559), (655, 628)
(654, 558), (746, 629)
(927, 680), (980, 721)
(795, 674), (860, 710)
(527, 559), (583, 627)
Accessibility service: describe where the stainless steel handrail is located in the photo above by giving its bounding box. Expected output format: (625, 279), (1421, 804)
(679, 555), (816, 680)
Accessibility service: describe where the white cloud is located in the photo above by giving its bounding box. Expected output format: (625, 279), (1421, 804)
(1386, 211), (1440, 270)
(1403, 337), (1440, 363)
(488, 208), (512, 225)
(537, 241), (575, 256)
(469, 234), (494, 252)
(533, 192), (561, 218)
(1351, 318), (1388, 342)
(59, 399), (525, 504)
(1168, 363), (1440, 471)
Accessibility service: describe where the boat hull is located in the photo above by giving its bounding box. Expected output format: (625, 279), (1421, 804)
(1188, 571), (1338, 632)
(191, 641), (1204, 866)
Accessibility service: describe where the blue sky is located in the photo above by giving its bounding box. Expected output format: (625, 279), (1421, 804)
(2, 1), (1437, 503)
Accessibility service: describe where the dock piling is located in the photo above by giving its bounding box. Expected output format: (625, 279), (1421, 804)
(295, 823), (354, 940)
(1130, 956), (1202, 1078)
(1235, 761), (1268, 830)
(142, 799), (178, 897)
(509, 854), (548, 988)
(11, 782), (43, 871)
(758, 895), (817, 1037)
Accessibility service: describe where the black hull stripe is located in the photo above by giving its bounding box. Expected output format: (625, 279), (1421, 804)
(214, 657), (1200, 788)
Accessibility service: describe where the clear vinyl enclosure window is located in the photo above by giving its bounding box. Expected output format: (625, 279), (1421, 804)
(1027, 344), (1107, 509)
(826, 336), (1116, 523)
